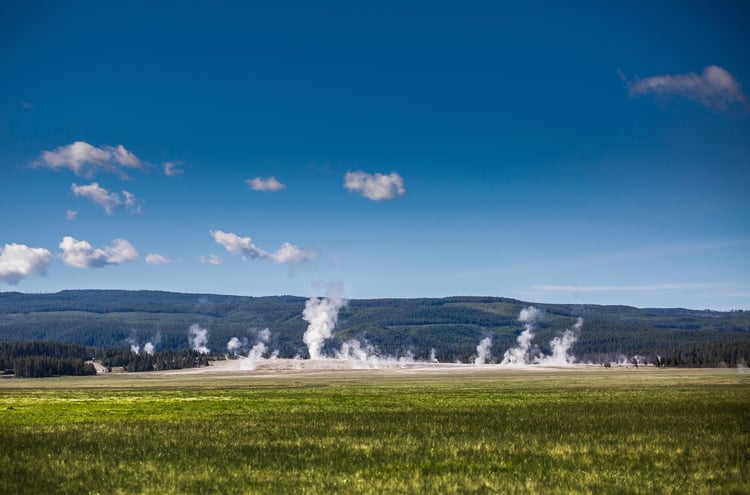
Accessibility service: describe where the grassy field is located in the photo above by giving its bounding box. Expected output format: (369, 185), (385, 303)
(1, 368), (748, 494)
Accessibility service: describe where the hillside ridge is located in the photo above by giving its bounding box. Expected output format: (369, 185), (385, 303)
(1, 290), (748, 366)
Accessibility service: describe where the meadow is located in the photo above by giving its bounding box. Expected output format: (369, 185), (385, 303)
(1, 368), (748, 494)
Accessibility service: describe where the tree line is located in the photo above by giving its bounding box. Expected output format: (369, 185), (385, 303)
(0, 341), (210, 378)
(96, 348), (211, 372)
(0, 341), (96, 378)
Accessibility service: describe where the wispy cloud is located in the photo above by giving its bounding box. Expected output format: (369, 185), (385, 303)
(271, 242), (317, 264)
(71, 182), (141, 215)
(33, 141), (147, 177)
(65, 210), (78, 221)
(163, 161), (183, 177)
(71, 183), (121, 214)
(210, 230), (317, 265)
(623, 65), (746, 110)
(145, 253), (170, 265)
(211, 230), (267, 260)
(0, 243), (53, 285)
(21, 101), (33, 110)
(586, 239), (749, 265)
(531, 283), (721, 293)
(59, 236), (138, 268)
(344, 171), (405, 201)
(246, 176), (287, 192)
(199, 254), (223, 265)
(121, 191), (142, 214)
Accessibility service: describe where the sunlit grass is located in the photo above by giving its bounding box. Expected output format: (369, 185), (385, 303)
(1, 369), (748, 494)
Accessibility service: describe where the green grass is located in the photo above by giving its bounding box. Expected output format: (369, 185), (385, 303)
(1, 369), (748, 494)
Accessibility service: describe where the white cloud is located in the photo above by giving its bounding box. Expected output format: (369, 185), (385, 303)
(34, 141), (147, 177)
(210, 230), (317, 265)
(247, 176), (287, 192)
(71, 182), (121, 214)
(271, 242), (317, 264)
(210, 230), (269, 260)
(121, 190), (142, 214)
(145, 253), (171, 265)
(624, 65), (746, 110)
(109, 144), (142, 168)
(59, 236), (138, 268)
(105, 239), (139, 264)
(65, 210), (78, 221)
(163, 161), (183, 177)
(199, 254), (223, 265)
(0, 243), (53, 285)
(71, 182), (141, 214)
(344, 171), (405, 201)
(122, 191), (136, 207)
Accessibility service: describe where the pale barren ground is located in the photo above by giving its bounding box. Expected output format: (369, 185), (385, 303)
(153, 357), (618, 376)
(70, 357), (750, 385)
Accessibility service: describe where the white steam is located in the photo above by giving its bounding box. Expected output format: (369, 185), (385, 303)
(188, 323), (210, 354)
(239, 328), (271, 370)
(501, 306), (540, 366)
(474, 337), (493, 366)
(225, 329), (276, 370)
(128, 331), (160, 355)
(335, 338), (417, 369)
(302, 284), (346, 359)
(128, 331), (140, 355)
(335, 339), (380, 368)
(500, 307), (583, 367)
(143, 332), (160, 356)
(226, 337), (244, 355)
(430, 348), (438, 363)
(536, 317), (582, 366)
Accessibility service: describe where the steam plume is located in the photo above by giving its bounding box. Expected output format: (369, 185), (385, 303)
(224, 329), (275, 370)
(128, 331), (140, 354)
(142, 332), (160, 356)
(239, 328), (271, 370)
(188, 323), (210, 354)
(501, 306), (540, 365)
(536, 317), (582, 366)
(474, 337), (492, 366)
(302, 283), (346, 359)
(335, 339), (381, 368)
(500, 307), (584, 366)
(226, 337), (243, 355)
(335, 338), (418, 369)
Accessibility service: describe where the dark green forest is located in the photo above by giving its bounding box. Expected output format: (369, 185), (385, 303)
(0, 340), (211, 377)
(96, 347), (212, 372)
(1, 290), (749, 368)
(0, 341), (96, 378)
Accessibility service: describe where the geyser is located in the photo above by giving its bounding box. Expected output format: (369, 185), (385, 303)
(537, 317), (582, 366)
(501, 306), (540, 366)
(500, 307), (583, 366)
(188, 323), (210, 354)
(474, 337), (492, 366)
(302, 283), (346, 359)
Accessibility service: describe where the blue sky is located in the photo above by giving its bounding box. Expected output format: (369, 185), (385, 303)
(1, 0), (749, 309)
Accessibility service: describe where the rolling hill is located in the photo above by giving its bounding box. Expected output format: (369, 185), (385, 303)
(1, 290), (748, 366)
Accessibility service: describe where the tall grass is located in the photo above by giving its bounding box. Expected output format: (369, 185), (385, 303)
(1, 369), (748, 494)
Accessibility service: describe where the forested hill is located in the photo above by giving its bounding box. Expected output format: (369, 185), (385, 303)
(1, 290), (749, 366)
